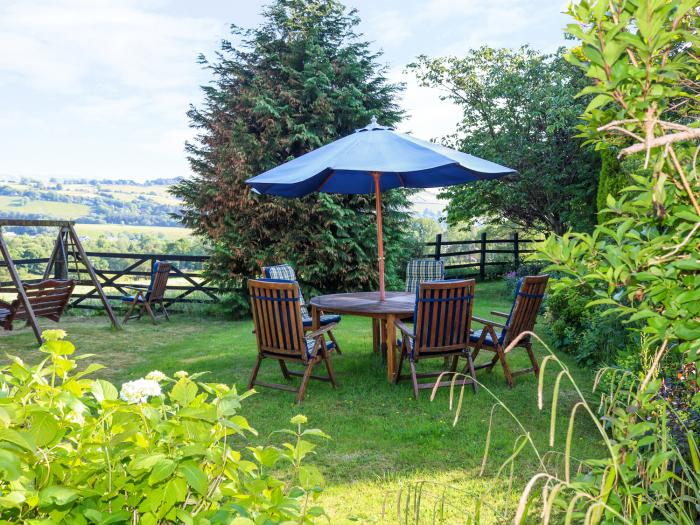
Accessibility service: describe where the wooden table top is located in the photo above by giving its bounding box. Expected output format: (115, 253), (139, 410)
(310, 291), (415, 316)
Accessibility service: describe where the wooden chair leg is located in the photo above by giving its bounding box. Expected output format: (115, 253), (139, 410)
(394, 342), (407, 384)
(525, 343), (540, 377)
(279, 360), (291, 379)
(123, 299), (138, 323)
(322, 348), (338, 388)
(464, 352), (478, 393)
(409, 360), (420, 399)
(495, 345), (514, 388)
(144, 302), (158, 325)
(136, 304), (146, 320)
(248, 355), (263, 389)
(296, 361), (315, 404)
(161, 302), (170, 321)
(328, 329), (342, 355)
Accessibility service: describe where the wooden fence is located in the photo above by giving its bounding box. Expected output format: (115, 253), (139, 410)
(0, 252), (218, 310)
(425, 233), (543, 280)
(0, 233), (540, 311)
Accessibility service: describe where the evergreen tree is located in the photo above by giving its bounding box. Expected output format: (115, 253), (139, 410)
(172, 0), (411, 302)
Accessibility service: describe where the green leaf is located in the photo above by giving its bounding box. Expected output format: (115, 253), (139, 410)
(91, 379), (118, 402)
(39, 486), (79, 508)
(40, 340), (75, 356)
(28, 411), (59, 447)
(299, 464), (324, 489)
(148, 458), (177, 486)
(179, 461), (208, 495)
(0, 449), (21, 481)
(170, 379), (198, 406)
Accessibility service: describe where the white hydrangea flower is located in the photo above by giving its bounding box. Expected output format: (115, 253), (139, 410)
(145, 370), (166, 382)
(119, 379), (162, 404)
(174, 371), (188, 379)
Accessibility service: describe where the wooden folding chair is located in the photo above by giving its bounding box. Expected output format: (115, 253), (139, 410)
(248, 279), (339, 403)
(468, 274), (549, 387)
(122, 261), (172, 324)
(0, 279), (75, 331)
(262, 264), (342, 354)
(394, 279), (477, 399)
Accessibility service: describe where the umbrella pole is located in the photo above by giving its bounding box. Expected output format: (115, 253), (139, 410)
(373, 172), (386, 301)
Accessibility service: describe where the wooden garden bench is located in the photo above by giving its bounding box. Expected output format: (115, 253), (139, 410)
(0, 279), (75, 331)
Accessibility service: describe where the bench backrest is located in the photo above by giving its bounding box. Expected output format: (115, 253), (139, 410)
(12, 279), (75, 322)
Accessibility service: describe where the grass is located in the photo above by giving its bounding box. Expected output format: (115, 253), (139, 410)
(0, 280), (603, 523)
(0, 196), (91, 219)
(74, 223), (191, 240)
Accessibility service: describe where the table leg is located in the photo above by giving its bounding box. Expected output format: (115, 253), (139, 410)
(386, 314), (396, 383)
(311, 305), (320, 330)
(372, 318), (380, 353)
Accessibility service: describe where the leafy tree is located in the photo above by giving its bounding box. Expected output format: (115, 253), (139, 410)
(409, 46), (601, 235)
(171, 0), (412, 299)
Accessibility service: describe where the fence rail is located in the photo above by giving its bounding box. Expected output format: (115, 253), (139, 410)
(0, 233), (541, 311)
(424, 233), (543, 279)
(0, 252), (218, 310)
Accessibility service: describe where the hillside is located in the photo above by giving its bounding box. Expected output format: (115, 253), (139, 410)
(0, 177), (183, 228)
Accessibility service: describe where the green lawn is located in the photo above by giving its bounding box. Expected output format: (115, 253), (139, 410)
(0, 281), (603, 523)
(0, 196), (91, 219)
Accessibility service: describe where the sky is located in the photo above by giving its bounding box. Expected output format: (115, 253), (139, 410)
(0, 0), (570, 187)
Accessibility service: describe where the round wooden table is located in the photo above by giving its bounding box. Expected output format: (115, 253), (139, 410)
(309, 291), (415, 383)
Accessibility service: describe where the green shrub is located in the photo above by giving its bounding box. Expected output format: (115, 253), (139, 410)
(543, 284), (638, 367)
(0, 330), (327, 524)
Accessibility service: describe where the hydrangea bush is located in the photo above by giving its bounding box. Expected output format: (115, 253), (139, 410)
(0, 330), (328, 524)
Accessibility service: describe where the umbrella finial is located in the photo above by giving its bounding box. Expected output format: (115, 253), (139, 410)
(370, 115), (378, 126)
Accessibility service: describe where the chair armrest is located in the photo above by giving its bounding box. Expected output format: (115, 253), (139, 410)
(122, 285), (146, 292)
(472, 316), (506, 329)
(305, 323), (337, 340)
(394, 319), (414, 339)
(491, 310), (509, 318)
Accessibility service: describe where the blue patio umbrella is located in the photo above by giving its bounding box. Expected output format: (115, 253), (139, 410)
(246, 117), (515, 300)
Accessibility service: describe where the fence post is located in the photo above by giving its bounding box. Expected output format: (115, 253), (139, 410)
(513, 231), (520, 270)
(479, 232), (487, 281)
(434, 233), (442, 261)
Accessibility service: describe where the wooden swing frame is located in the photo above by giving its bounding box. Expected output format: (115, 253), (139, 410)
(0, 219), (120, 343)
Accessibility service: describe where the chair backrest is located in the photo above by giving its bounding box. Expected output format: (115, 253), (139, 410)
(413, 279), (475, 357)
(501, 275), (549, 346)
(263, 264), (309, 316)
(405, 259), (445, 293)
(248, 279), (307, 359)
(147, 261), (171, 302)
(12, 279), (75, 322)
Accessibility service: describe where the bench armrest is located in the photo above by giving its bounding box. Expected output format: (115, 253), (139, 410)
(491, 310), (509, 318)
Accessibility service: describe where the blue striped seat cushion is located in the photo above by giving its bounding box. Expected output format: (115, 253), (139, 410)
(302, 313), (341, 327)
(469, 328), (504, 346)
(121, 295), (145, 303)
(305, 338), (336, 358)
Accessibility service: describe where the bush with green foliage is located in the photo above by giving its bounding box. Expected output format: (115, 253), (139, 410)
(172, 0), (413, 313)
(543, 284), (637, 367)
(524, 0), (700, 521)
(0, 330), (327, 524)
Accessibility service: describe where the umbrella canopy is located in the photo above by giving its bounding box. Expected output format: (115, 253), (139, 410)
(247, 117), (514, 197)
(246, 117), (515, 300)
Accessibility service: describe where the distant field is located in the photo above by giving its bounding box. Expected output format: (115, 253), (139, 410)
(0, 196), (91, 219)
(74, 223), (191, 240)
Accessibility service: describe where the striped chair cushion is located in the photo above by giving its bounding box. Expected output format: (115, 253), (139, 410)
(305, 338), (336, 358)
(405, 259), (445, 293)
(263, 265), (342, 327)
